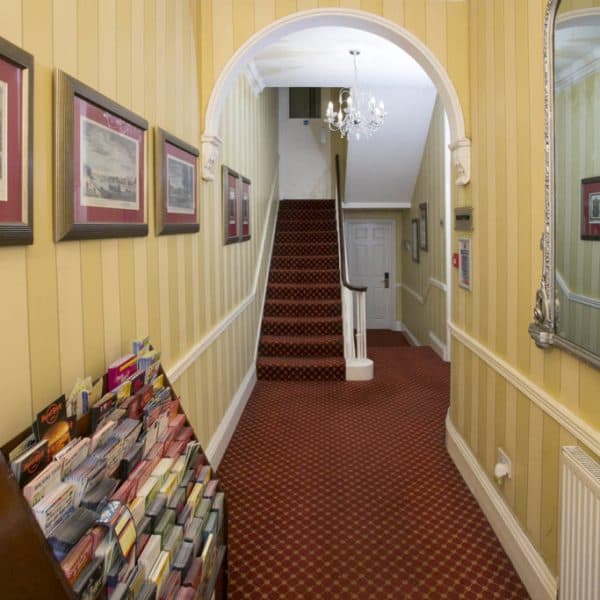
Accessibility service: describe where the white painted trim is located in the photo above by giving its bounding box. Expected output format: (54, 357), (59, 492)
(446, 412), (557, 600)
(398, 277), (446, 305)
(429, 331), (448, 362)
(201, 8), (470, 184)
(254, 181), (280, 362)
(346, 358), (374, 381)
(400, 322), (421, 347)
(449, 321), (600, 458)
(556, 271), (600, 310)
(205, 365), (257, 469)
(167, 169), (279, 383)
(444, 114), (452, 361)
(392, 320), (404, 332)
(244, 60), (266, 96)
(342, 202), (411, 210)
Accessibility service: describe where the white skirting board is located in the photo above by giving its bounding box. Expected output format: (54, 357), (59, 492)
(445, 412), (557, 600)
(429, 331), (449, 362)
(398, 322), (421, 347)
(205, 365), (257, 469)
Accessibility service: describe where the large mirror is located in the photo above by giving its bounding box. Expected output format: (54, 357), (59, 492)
(530, 0), (600, 368)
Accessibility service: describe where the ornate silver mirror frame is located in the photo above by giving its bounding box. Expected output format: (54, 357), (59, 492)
(529, 0), (600, 369)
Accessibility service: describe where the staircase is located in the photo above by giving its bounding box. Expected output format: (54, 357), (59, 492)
(257, 199), (346, 381)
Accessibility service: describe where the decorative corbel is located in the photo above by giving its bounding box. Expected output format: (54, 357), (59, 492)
(201, 135), (223, 181)
(448, 138), (471, 186)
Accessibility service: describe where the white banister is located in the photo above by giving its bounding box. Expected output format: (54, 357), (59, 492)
(334, 154), (373, 380)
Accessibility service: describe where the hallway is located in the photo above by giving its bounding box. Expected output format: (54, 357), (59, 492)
(218, 333), (529, 598)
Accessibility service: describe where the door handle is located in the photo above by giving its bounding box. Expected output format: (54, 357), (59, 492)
(384, 272), (389, 288)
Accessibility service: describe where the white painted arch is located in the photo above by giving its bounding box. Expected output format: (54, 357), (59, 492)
(200, 8), (471, 186)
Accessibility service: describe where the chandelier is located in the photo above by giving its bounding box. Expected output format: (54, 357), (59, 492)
(325, 49), (386, 140)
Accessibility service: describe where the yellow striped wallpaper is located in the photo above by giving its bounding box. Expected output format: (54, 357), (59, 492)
(450, 0), (600, 575)
(0, 1), (279, 450)
(197, 0), (600, 579)
(401, 95), (447, 348)
(1, 0), (600, 582)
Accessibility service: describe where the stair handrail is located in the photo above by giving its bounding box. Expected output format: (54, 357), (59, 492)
(334, 154), (370, 373)
(335, 154), (366, 294)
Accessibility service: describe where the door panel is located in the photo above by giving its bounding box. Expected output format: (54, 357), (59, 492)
(346, 221), (394, 329)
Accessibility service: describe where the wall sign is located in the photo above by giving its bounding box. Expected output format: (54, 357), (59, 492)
(458, 237), (471, 290)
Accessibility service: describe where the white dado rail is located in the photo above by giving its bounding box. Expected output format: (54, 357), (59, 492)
(398, 277), (447, 305)
(556, 271), (600, 310)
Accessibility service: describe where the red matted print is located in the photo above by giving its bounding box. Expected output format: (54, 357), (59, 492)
(223, 165), (240, 244)
(164, 140), (196, 224)
(240, 177), (250, 241)
(73, 96), (145, 225)
(0, 56), (23, 223)
(581, 177), (600, 241)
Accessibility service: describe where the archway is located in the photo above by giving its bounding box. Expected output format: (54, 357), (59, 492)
(199, 8), (471, 186)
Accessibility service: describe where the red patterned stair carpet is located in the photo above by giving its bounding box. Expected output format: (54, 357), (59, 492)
(218, 331), (529, 599)
(257, 199), (345, 381)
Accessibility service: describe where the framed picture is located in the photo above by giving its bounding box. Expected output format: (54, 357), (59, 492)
(0, 36), (33, 245)
(154, 127), (199, 235)
(581, 177), (600, 240)
(54, 69), (148, 241)
(240, 176), (251, 241)
(458, 237), (472, 290)
(223, 165), (240, 244)
(411, 218), (420, 263)
(419, 202), (428, 251)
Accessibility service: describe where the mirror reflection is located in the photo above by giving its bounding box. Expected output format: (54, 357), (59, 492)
(554, 0), (600, 357)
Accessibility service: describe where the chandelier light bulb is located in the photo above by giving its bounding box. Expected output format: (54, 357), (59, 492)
(324, 49), (386, 140)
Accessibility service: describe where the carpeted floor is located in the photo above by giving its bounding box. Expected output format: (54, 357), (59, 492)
(218, 333), (529, 599)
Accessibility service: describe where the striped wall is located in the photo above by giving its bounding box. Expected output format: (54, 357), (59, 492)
(401, 95), (447, 349)
(449, 0), (600, 577)
(555, 71), (600, 356)
(197, 0), (600, 581)
(0, 0), (279, 450)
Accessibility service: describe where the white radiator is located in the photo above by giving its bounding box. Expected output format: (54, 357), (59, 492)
(559, 446), (600, 600)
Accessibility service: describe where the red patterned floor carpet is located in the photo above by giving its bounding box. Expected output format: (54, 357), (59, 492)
(218, 334), (530, 598)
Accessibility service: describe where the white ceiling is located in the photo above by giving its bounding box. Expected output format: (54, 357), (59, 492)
(251, 26), (434, 89)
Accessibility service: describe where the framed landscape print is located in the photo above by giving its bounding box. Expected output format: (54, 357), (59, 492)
(154, 128), (199, 235)
(223, 165), (240, 244)
(54, 69), (148, 241)
(240, 176), (251, 241)
(581, 177), (600, 241)
(411, 218), (420, 263)
(419, 202), (428, 251)
(0, 36), (33, 245)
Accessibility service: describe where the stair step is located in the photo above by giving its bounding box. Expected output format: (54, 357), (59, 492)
(266, 282), (340, 301)
(274, 230), (338, 245)
(279, 199), (335, 210)
(259, 335), (344, 358)
(271, 255), (339, 270)
(269, 268), (339, 284)
(256, 356), (345, 381)
(277, 208), (335, 221)
(263, 298), (342, 318)
(273, 242), (339, 256)
(261, 316), (343, 337)
(276, 220), (336, 232)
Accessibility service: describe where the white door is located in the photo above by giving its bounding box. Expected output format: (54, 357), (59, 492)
(346, 221), (394, 329)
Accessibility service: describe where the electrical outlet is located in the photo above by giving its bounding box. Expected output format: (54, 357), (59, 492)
(497, 447), (512, 480)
